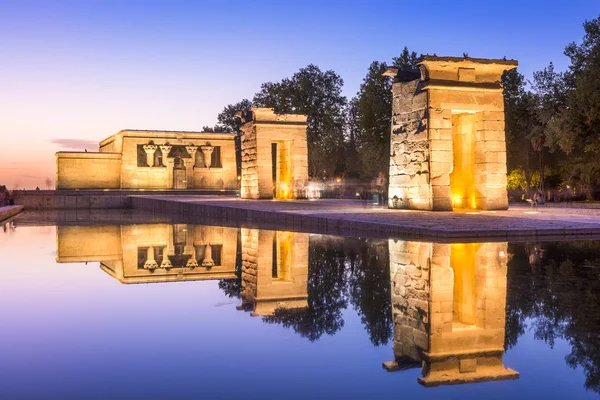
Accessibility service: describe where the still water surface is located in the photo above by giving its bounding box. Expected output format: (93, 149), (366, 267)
(1, 218), (599, 399)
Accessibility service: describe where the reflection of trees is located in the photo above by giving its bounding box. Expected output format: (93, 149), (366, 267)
(506, 241), (600, 393)
(217, 231), (243, 299)
(216, 234), (393, 344)
(261, 236), (393, 345)
(346, 238), (392, 346)
(263, 238), (348, 341)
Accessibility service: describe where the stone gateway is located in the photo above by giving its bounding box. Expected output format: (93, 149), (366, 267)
(384, 56), (518, 211)
(237, 108), (309, 200)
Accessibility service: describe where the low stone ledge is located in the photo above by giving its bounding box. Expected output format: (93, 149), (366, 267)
(0, 205), (24, 222)
(129, 197), (600, 241)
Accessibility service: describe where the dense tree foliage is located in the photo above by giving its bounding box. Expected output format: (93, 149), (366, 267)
(253, 65), (347, 178)
(506, 240), (600, 393)
(503, 15), (600, 199)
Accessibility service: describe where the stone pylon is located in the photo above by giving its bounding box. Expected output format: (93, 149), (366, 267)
(384, 56), (518, 211)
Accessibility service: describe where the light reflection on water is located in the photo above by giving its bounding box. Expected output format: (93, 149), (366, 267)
(0, 219), (599, 399)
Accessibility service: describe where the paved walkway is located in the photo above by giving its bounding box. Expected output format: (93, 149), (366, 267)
(131, 196), (600, 240)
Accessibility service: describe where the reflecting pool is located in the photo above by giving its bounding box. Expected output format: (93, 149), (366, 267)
(1, 216), (600, 399)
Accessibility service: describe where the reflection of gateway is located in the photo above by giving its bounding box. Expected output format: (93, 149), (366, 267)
(384, 240), (519, 386)
(238, 228), (309, 316)
(56, 224), (238, 284)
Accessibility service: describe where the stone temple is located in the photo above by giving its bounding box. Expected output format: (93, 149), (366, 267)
(237, 108), (309, 200)
(384, 56), (518, 211)
(55, 129), (238, 190)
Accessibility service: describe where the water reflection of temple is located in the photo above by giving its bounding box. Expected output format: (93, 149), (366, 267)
(384, 240), (519, 386)
(56, 224), (309, 316)
(57, 224), (239, 283)
(237, 228), (308, 316)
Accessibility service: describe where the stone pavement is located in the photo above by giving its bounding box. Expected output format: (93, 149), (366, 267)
(131, 196), (600, 241)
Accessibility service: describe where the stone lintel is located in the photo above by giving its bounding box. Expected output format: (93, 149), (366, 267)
(419, 56), (517, 84)
(236, 107), (308, 125)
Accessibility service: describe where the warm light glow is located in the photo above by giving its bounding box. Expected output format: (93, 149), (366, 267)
(449, 113), (477, 210)
(279, 182), (290, 199)
(335, 178), (341, 183)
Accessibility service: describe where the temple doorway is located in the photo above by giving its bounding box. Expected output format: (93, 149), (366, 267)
(449, 113), (476, 209)
(271, 141), (292, 199)
(173, 158), (187, 189)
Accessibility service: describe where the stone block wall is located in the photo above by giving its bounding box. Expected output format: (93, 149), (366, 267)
(240, 123), (261, 199)
(388, 240), (432, 361)
(389, 81), (431, 210)
(56, 152), (121, 189)
(56, 225), (123, 263)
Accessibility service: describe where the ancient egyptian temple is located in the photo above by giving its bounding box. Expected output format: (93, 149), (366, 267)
(55, 130), (238, 190)
(237, 108), (309, 200)
(385, 56), (518, 211)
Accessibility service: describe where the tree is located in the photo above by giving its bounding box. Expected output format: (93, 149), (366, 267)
(529, 63), (568, 196)
(201, 125), (229, 133)
(208, 99), (253, 176)
(217, 99), (253, 133)
(502, 69), (540, 196)
(348, 47), (421, 179)
(253, 65), (347, 178)
(351, 61), (393, 178)
(262, 237), (348, 341)
(346, 238), (393, 346)
(392, 47), (420, 69)
(560, 15), (600, 155)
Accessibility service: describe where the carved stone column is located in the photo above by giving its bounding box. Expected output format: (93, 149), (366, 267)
(200, 143), (214, 168)
(185, 226), (198, 268)
(144, 246), (158, 270)
(159, 144), (172, 167)
(202, 244), (215, 268)
(185, 144), (197, 155)
(160, 247), (173, 269)
(143, 144), (157, 167)
(184, 145), (198, 188)
(166, 157), (175, 189)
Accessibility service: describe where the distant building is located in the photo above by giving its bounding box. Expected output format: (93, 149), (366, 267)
(55, 129), (237, 190)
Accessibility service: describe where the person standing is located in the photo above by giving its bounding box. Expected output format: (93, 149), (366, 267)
(375, 172), (386, 206)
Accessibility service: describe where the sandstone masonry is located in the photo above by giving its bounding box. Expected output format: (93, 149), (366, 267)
(385, 56), (518, 211)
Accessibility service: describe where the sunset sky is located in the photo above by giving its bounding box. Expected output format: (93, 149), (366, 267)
(1, 0), (597, 189)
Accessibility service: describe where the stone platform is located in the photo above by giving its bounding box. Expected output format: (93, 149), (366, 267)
(13, 189), (237, 210)
(130, 196), (600, 241)
(0, 205), (24, 223)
